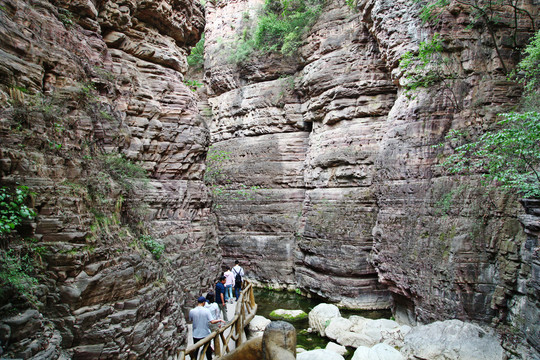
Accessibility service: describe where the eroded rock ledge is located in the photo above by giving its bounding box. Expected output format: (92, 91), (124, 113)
(0, 0), (216, 358)
(202, 0), (539, 354)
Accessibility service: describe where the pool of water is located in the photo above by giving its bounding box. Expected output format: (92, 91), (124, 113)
(253, 288), (392, 359)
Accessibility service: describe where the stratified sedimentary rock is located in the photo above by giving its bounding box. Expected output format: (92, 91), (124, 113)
(0, 0), (216, 358)
(202, 0), (538, 354)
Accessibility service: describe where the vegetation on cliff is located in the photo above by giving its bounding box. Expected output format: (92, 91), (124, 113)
(0, 186), (35, 235)
(187, 33), (205, 70)
(412, 0), (536, 74)
(229, 0), (324, 63)
(0, 79), (161, 309)
(435, 30), (540, 198)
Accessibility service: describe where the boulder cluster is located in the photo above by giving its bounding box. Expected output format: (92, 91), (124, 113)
(254, 303), (505, 360)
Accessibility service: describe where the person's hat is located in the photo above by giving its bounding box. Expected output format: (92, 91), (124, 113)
(197, 296), (206, 303)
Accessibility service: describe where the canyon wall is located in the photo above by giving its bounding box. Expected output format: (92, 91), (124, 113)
(0, 0), (218, 358)
(202, 0), (539, 352)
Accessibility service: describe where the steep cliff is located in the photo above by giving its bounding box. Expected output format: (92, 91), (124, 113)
(0, 0), (217, 358)
(202, 0), (538, 353)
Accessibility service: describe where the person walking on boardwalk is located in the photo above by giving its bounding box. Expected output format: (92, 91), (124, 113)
(215, 276), (228, 321)
(224, 266), (235, 303)
(189, 296), (225, 360)
(232, 260), (244, 301)
(204, 292), (220, 320)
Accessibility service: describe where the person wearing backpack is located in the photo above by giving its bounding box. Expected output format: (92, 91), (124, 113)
(232, 260), (244, 301)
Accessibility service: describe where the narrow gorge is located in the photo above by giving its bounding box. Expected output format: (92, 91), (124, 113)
(0, 0), (538, 358)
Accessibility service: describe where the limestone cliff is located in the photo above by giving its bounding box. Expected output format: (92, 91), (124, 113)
(0, 0), (217, 358)
(202, 0), (539, 354)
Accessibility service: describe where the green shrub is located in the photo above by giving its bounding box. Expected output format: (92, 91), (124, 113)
(399, 33), (462, 109)
(184, 79), (203, 91)
(0, 186), (36, 235)
(187, 33), (205, 70)
(0, 249), (39, 305)
(437, 30), (540, 198)
(438, 112), (540, 198)
(254, 0), (324, 56)
(514, 30), (540, 95)
(230, 0), (324, 62)
(139, 235), (165, 260)
(99, 153), (149, 192)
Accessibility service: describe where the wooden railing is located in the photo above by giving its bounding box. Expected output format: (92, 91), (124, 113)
(176, 280), (257, 360)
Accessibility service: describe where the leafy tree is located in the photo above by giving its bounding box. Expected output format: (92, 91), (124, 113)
(513, 30), (540, 95)
(439, 112), (540, 198)
(437, 31), (540, 198)
(255, 0), (324, 55)
(187, 33), (205, 70)
(399, 33), (462, 110)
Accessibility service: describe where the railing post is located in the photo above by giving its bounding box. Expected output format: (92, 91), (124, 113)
(215, 335), (221, 357)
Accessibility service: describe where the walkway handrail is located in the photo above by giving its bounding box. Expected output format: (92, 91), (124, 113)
(176, 279), (257, 360)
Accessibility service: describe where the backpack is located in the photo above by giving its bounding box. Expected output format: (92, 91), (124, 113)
(233, 268), (242, 284)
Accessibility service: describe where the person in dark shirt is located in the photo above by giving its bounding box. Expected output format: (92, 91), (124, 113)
(215, 276), (228, 322)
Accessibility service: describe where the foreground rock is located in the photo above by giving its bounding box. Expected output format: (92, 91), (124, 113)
(325, 341), (348, 356)
(401, 320), (504, 360)
(308, 304), (341, 337)
(269, 309), (308, 321)
(247, 315), (272, 339)
(352, 343), (403, 360)
(325, 315), (409, 348)
(297, 348), (345, 360)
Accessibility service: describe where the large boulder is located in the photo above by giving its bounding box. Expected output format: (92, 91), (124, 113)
(269, 309), (308, 321)
(352, 343), (404, 360)
(308, 304), (341, 337)
(326, 341), (348, 356)
(297, 349), (345, 360)
(326, 315), (405, 348)
(248, 315), (272, 339)
(401, 320), (504, 360)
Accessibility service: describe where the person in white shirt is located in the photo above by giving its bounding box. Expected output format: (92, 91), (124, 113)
(189, 296), (224, 360)
(204, 292), (221, 321)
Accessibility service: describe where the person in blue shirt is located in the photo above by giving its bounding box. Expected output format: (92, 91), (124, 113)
(215, 276), (228, 321)
(189, 296), (225, 360)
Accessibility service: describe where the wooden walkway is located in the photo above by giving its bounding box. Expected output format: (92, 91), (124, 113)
(176, 280), (258, 360)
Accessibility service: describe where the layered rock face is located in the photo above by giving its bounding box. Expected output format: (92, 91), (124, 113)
(205, 0), (395, 309)
(203, 0), (539, 350)
(0, 0), (217, 358)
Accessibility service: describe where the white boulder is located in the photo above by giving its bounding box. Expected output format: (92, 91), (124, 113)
(326, 315), (403, 348)
(297, 349), (345, 360)
(352, 343), (404, 360)
(308, 304), (341, 337)
(325, 317), (352, 340)
(326, 341), (348, 356)
(247, 315), (271, 338)
(401, 319), (504, 360)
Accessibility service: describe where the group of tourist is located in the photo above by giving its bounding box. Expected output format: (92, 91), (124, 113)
(188, 260), (245, 360)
